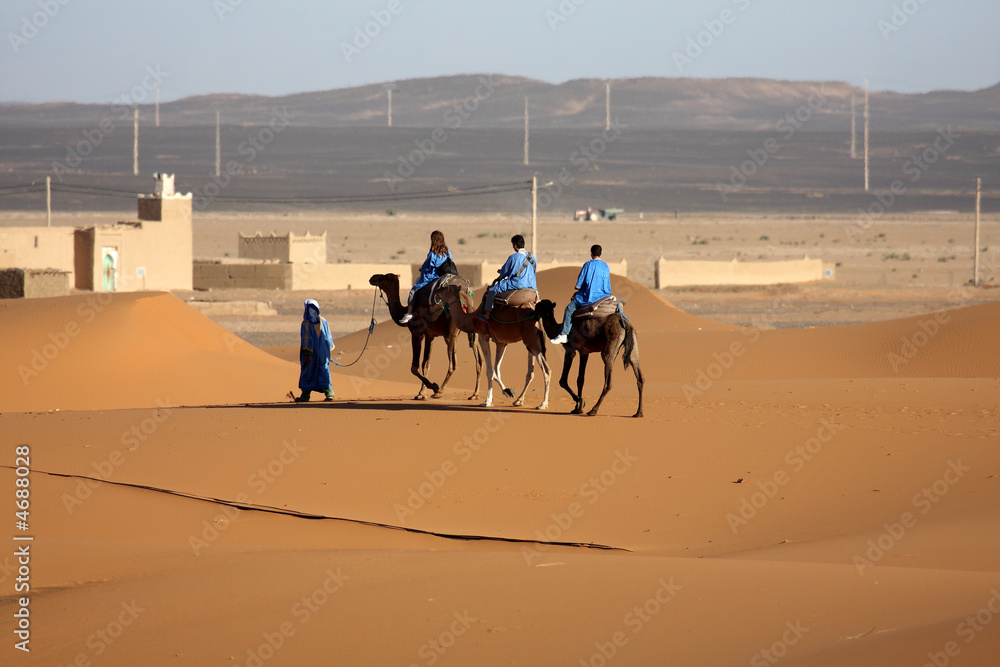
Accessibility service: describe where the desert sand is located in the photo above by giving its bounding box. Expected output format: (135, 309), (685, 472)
(1, 262), (999, 667)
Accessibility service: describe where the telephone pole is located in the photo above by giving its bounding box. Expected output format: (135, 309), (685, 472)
(605, 79), (611, 132)
(974, 177), (982, 286)
(523, 96), (530, 166)
(215, 110), (221, 177)
(155, 86), (160, 128)
(864, 78), (870, 192)
(384, 84), (396, 128)
(132, 108), (139, 176)
(45, 176), (51, 227)
(850, 93), (857, 159)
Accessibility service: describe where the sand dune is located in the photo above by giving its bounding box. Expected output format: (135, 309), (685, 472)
(1, 274), (998, 666)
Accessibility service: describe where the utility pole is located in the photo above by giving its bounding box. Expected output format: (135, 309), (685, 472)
(132, 108), (139, 176)
(523, 96), (530, 166)
(605, 79), (611, 132)
(215, 110), (221, 177)
(850, 93), (857, 159)
(974, 177), (982, 286)
(45, 176), (51, 227)
(531, 176), (538, 258)
(384, 84), (396, 128)
(155, 86), (160, 128)
(864, 78), (870, 192)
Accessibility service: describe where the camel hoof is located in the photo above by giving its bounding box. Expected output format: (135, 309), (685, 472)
(431, 393), (444, 399)
(633, 411), (644, 418)
(570, 407), (584, 415)
(479, 401), (493, 408)
(535, 404), (548, 411)
(502, 388), (515, 399)
(466, 394), (479, 401)
(513, 399), (524, 407)
(413, 394), (427, 401)
(586, 409), (599, 417)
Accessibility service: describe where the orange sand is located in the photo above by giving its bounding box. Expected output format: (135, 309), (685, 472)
(1, 270), (998, 666)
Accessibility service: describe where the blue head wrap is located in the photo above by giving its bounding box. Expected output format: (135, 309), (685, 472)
(304, 299), (321, 324)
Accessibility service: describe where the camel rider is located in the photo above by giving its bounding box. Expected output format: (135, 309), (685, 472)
(296, 299), (335, 402)
(400, 230), (454, 324)
(550, 244), (611, 345)
(480, 234), (536, 320)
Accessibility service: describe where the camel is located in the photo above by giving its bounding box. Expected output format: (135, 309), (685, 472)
(368, 273), (482, 400)
(535, 299), (644, 418)
(437, 285), (551, 410)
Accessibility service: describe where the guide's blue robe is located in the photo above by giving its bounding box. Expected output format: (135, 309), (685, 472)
(299, 299), (333, 392)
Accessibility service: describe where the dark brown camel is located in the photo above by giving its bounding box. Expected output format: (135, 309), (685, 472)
(437, 285), (551, 409)
(369, 274), (481, 400)
(535, 299), (644, 417)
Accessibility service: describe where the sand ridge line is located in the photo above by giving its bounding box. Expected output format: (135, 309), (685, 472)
(14, 467), (631, 553)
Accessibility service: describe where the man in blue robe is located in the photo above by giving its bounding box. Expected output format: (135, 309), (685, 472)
(481, 234), (536, 319)
(550, 244), (612, 344)
(296, 299), (335, 402)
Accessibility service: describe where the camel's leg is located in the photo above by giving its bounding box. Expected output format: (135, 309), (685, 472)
(512, 344), (534, 407)
(467, 333), (483, 401)
(478, 335), (495, 408)
(535, 334), (551, 411)
(492, 343), (515, 399)
(628, 331), (645, 418)
(559, 348), (580, 412)
(410, 332), (438, 399)
(433, 331), (458, 399)
(587, 346), (619, 417)
(572, 353), (589, 415)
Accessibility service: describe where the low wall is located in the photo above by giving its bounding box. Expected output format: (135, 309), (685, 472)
(656, 257), (833, 288)
(193, 260), (292, 290)
(0, 268), (71, 299)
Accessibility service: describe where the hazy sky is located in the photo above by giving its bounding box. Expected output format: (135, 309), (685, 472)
(2, 0), (998, 103)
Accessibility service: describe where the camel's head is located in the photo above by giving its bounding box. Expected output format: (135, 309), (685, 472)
(368, 273), (399, 289)
(535, 299), (557, 318)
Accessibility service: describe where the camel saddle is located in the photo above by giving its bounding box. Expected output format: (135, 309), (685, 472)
(410, 275), (465, 322)
(494, 288), (540, 308)
(572, 295), (625, 320)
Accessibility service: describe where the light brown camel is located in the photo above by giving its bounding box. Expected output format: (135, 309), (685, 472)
(437, 285), (551, 410)
(369, 274), (482, 400)
(535, 299), (644, 418)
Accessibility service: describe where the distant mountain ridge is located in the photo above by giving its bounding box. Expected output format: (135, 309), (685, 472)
(2, 74), (998, 131)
